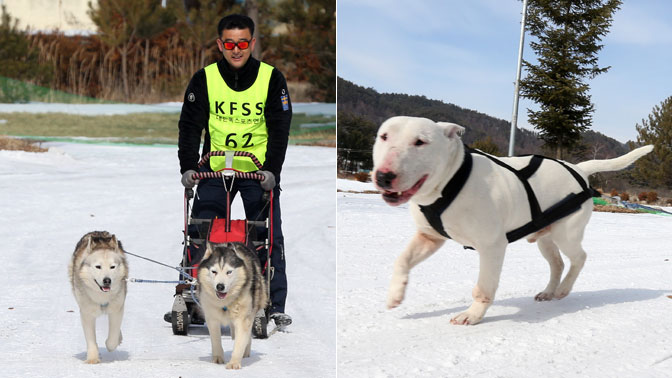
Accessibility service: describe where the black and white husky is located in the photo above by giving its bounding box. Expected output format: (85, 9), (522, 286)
(197, 242), (268, 369)
(69, 231), (128, 364)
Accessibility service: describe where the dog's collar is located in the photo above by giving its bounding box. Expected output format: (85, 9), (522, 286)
(100, 302), (109, 309)
(418, 145), (472, 240)
(222, 306), (227, 311)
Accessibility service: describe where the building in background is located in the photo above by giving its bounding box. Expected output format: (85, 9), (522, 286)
(1, 0), (97, 33)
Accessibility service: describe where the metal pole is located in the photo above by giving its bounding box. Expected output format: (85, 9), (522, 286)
(509, 0), (528, 156)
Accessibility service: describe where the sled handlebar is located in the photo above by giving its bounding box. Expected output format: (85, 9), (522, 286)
(197, 151), (263, 170)
(191, 171), (265, 181)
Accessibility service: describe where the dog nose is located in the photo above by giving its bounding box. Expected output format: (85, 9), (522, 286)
(102, 277), (111, 286)
(216, 283), (225, 292)
(375, 170), (397, 189)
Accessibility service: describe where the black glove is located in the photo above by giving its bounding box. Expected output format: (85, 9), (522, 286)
(181, 170), (199, 188)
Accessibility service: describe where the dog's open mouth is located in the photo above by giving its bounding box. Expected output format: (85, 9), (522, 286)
(216, 291), (227, 299)
(381, 175), (428, 206)
(95, 280), (111, 292)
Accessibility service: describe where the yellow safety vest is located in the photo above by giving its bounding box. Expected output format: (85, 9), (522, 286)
(204, 62), (273, 172)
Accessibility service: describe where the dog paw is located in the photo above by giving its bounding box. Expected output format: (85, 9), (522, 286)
(226, 360), (242, 370)
(554, 290), (569, 299)
(554, 286), (571, 299)
(105, 333), (122, 351)
(534, 291), (554, 301)
(105, 339), (118, 352)
(386, 283), (407, 309)
(450, 311), (483, 326)
(386, 295), (403, 309)
(212, 355), (225, 364)
(387, 274), (408, 309)
(85, 355), (100, 364)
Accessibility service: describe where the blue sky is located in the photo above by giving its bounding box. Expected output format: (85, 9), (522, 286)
(337, 0), (672, 144)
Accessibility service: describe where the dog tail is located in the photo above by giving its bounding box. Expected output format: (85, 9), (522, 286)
(576, 145), (653, 176)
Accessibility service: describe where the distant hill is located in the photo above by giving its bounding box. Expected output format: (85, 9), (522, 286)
(337, 77), (628, 163)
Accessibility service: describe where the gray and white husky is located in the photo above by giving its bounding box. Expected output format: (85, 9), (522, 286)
(68, 231), (128, 364)
(197, 242), (268, 369)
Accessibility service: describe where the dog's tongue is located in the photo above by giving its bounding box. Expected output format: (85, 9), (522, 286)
(102, 286), (110, 292)
(216, 291), (227, 299)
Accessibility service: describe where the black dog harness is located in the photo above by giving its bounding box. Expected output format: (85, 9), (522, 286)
(419, 145), (601, 245)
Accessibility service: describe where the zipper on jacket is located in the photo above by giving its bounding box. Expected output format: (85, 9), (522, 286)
(234, 72), (238, 90)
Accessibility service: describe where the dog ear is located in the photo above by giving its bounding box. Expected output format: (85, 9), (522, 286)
(110, 234), (125, 254)
(437, 122), (465, 139)
(85, 235), (93, 252)
(230, 242), (247, 258)
(203, 242), (214, 260)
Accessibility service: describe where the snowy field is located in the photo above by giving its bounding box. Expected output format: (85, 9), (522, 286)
(338, 179), (672, 378)
(0, 143), (336, 377)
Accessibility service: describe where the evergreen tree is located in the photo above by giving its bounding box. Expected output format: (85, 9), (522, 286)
(136, 1), (176, 93)
(0, 5), (52, 102)
(472, 136), (502, 156)
(337, 112), (378, 171)
(169, 0), (243, 70)
(630, 96), (672, 188)
(88, 0), (151, 99)
(268, 0), (335, 102)
(520, 0), (621, 159)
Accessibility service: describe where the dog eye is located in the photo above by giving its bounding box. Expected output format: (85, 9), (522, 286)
(226, 270), (233, 275)
(95, 265), (101, 269)
(414, 139), (426, 146)
(110, 266), (116, 269)
(380, 133), (387, 141)
(211, 270), (217, 274)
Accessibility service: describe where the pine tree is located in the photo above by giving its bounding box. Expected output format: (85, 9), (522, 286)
(136, 1), (176, 93)
(267, 0), (335, 102)
(0, 5), (52, 101)
(472, 136), (502, 156)
(520, 0), (621, 159)
(337, 113), (377, 171)
(169, 0), (243, 70)
(630, 96), (672, 188)
(88, 0), (151, 99)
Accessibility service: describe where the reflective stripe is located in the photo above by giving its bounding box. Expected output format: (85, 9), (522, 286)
(205, 62), (273, 172)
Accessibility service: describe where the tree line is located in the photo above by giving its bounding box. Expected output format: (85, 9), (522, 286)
(338, 76), (672, 191)
(0, 0), (335, 103)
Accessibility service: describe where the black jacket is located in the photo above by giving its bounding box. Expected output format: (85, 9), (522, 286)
(178, 57), (292, 182)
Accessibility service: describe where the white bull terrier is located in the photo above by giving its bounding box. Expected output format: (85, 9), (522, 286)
(372, 116), (653, 325)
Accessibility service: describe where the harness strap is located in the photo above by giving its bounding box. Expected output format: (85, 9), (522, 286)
(418, 147), (472, 239)
(472, 150), (544, 221)
(419, 144), (600, 245)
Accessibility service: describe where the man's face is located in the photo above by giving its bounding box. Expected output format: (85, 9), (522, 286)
(217, 28), (255, 70)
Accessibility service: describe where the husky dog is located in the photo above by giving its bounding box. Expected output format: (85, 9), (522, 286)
(197, 242), (268, 369)
(68, 231), (128, 364)
(372, 116), (653, 325)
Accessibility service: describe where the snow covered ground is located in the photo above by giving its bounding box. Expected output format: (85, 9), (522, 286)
(338, 179), (672, 378)
(0, 143), (336, 377)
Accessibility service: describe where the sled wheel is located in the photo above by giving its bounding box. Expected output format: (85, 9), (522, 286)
(171, 295), (190, 336)
(252, 309), (268, 339)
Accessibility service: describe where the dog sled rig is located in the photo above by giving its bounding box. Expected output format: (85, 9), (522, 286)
(125, 151), (277, 338)
(419, 144), (601, 248)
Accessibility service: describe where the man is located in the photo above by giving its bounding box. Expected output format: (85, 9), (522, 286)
(177, 14), (292, 327)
